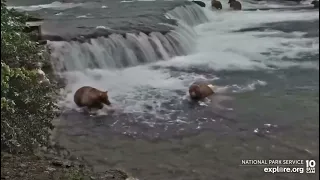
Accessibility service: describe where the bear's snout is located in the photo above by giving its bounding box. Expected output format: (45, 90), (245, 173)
(190, 91), (196, 97)
(105, 98), (111, 106)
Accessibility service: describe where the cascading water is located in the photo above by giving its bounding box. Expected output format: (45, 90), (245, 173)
(8, 1), (319, 179)
(48, 3), (208, 72)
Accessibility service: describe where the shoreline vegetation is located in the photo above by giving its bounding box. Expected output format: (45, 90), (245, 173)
(1, 1), (135, 179)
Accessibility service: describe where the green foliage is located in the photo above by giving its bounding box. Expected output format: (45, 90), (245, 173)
(1, 0), (58, 153)
(65, 169), (86, 180)
(1, 0), (44, 69)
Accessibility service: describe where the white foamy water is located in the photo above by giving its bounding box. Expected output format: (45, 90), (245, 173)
(155, 9), (319, 71)
(55, 2), (319, 122)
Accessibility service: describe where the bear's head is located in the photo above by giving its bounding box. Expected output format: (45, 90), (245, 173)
(189, 84), (201, 100)
(99, 91), (111, 106)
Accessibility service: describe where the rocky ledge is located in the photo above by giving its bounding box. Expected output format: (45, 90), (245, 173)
(1, 150), (138, 180)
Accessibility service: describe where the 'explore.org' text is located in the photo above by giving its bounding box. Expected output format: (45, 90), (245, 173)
(264, 166), (304, 174)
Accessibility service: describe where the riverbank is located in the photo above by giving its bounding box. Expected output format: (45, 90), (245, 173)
(1, 149), (137, 180)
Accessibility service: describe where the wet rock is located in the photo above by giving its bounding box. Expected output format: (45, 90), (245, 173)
(64, 161), (72, 168)
(69, 155), (79, 161)
(32, 154), (43, 160)
(126, 178), (139, 180)
(46, 167), (56, 172)
(19, 163), (27, 168)
(59, 149), (70, 159)
(96, 169), (129, 180)
(192, 0), (206, 7)
(49, 149), (57, 155)
(43, 153), (56, 160)
(41, 146), (48, 152)
(18, 172), (24, 177)
(51, 160), (64, 167)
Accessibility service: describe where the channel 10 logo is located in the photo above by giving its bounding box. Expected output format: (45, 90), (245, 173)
(305, 160), (316, 174)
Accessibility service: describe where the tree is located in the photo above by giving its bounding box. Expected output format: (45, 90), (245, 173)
(1, 0), (58, 153)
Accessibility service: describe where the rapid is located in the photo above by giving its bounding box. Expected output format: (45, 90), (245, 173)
(8, 0), (319, 179)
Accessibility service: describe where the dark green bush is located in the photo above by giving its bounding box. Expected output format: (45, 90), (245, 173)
(1, 0), (58, 153)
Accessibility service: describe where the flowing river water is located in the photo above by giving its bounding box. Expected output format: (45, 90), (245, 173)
(8, 0), (319, 179)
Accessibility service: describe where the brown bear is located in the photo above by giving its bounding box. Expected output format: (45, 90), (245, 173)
(311, 0), (319, 8)
(211, 0), (222, 10)
(189, 81), (215, 101)
(228, 0), (242, 10)
(74, 86), (111, 110)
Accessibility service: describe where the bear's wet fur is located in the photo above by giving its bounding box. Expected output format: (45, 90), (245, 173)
(74, 86), (111, 111)
(189, 82), (215, 101)
(211, 0), (222, 10)
(311, 0), (319, 8)
(228, 0), (242, 10)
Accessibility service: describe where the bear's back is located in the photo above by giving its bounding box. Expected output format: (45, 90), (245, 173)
(230, 1), (241, 10)
(74, 86), (100, 107)
(190, 82), (215, 99)
(212, 0), (222, 9)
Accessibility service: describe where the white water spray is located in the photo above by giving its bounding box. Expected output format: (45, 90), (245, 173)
(50, 2), (319, 122)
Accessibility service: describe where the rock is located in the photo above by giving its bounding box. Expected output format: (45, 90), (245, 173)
(48, 149), (57, 155)
(61, 150), (70, 159)
(64, 161), (72, 168)
(51, 159), (73, 168)
(69, 155), (79, 161)
(33, 153), (43, 160)
(18, 172), (24, 177)
(97, 169), (129, 180)
(126, 178), (139, 180)
(41, 146), (48, 152)
(192, 0), (206, 7)
(51, 160), (64, 167)
(1, 152), (12, 160)
(19, 163), (27, 168)
(46, 167), (56, 172)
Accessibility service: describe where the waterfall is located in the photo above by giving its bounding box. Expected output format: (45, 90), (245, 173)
(48, 3), (209, 72)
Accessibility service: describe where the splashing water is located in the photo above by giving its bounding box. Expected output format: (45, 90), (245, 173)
(47, 1), (318, 135)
